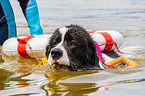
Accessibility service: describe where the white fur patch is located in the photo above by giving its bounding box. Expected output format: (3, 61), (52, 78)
(48, 27), (70, 66)
(59, 27), (68, 38)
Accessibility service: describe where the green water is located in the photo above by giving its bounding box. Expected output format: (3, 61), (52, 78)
(0, 0), (145, 95)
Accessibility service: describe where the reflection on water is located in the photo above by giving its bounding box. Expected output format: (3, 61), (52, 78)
(0, 51), (145, 95)
(0, 0), (145, 95)
(42, 71), (100, 96)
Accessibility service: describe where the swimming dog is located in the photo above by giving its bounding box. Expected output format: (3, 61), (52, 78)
(46, 25), (120, 71)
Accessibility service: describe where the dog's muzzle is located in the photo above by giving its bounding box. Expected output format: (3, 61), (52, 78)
(51, 48), (63, 60)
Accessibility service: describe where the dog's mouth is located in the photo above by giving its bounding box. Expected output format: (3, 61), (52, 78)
(51, 61), (69, 71)
(50, 61), (102, 71)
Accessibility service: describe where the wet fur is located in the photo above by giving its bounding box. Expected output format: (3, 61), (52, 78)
(46, 25), (100, 71)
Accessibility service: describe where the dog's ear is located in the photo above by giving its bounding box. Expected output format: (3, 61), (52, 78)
(86, 41), (99, 67)
(45, 45), (50, 58)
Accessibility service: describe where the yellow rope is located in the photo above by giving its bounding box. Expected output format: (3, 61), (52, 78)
(107, 56), (138, 68)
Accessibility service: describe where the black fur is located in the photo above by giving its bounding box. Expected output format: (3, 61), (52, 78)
(46, 25), (99, 71)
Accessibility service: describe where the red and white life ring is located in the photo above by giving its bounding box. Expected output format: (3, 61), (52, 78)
(2, 30), (123, 58)
(88, 30), (124, 51)
(2, 35), (51, 58)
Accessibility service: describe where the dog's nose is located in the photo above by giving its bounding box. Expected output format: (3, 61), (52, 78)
(51, 48), (63, 60)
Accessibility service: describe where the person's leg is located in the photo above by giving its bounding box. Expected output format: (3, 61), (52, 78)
(17, 0), (43, 35)
(0, 1), (16, 45)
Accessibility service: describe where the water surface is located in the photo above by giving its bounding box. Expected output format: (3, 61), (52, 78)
(0, 0), (145, 95)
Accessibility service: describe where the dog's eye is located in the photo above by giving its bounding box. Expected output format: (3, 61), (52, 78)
(70, 41), (76, 46)
(71, 42), (75, 46)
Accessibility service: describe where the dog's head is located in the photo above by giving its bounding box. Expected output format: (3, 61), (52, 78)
(46, 25), (99, 71)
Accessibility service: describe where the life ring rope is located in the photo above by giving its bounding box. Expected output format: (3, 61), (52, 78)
(25, 39), (42, 65)
(99, 42), (123, 53)
(11, 34), (137, 68)
(14, 36), (136, 68)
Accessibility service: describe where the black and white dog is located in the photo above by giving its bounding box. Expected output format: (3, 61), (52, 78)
(46, 25), (120, 71)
